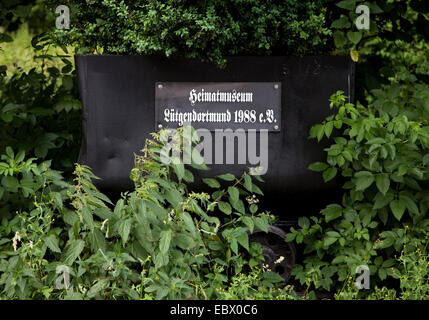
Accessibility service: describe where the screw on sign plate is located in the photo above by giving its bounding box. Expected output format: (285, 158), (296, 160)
(274, 84), (279, 89)
(274, 125), (279, 130)
(158, 124), (163, 129)
(158, 84), (163, 89)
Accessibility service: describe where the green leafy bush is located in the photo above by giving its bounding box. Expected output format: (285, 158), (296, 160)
(0, 35), (81, 179)
(2, 0), (429, 300)
(0, 145), (70, 217)
(286, 0), (429, 295)
(335, 231), (429, 300)
(395, 231), (429, 300)
(216, 267), (299, 300)
(326, 0), (429, 99)
(286, 89), (429, 292)
(48, 0), (331, 65)
(284, 1), (429, 293)
(0, 128), (293, 299)
(1, 0), (53, 35)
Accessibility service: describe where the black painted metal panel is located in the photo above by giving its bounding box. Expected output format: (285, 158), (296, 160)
(75, 55), (355, 218)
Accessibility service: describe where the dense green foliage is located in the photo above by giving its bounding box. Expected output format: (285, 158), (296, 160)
(1, 0), (52, 35)
(334, 232), (429, 299)
(0, 129), (293, 299)
(1, 0), (429, 300)
(283, 0), (429, 298)
(327, 0), (429, 98)
(48, 0), (331, 65)
(0, 42), (81, 218)
(288, 90), (429, 293)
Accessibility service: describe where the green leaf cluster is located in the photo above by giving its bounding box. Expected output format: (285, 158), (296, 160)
(47, 0), (331, 65)
(289, 89), (429, 293)
(0, 129), (284, 299)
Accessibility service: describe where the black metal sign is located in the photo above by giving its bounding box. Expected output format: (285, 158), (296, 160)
(155, 82), (281, 131)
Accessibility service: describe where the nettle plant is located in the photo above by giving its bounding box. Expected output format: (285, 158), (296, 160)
(286, 90), (429, 292)
(111, 128), (280, 299)
(0, 127), (288, 300)
(48, 0), (331, 65)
